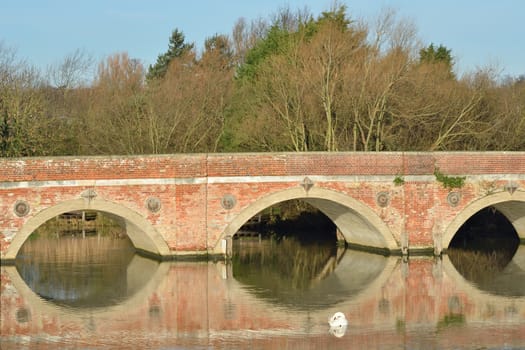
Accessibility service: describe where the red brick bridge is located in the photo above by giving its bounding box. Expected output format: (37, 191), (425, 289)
(1, 152), (524, 262)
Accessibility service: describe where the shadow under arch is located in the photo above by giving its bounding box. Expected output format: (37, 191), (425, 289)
(442, 191), (525, 250)
(214, 186), (399, 253)
(4, 198), (171, 260)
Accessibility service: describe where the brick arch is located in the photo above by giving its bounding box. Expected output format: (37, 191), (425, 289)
(442, 191), (525, 250)
(4, 198), (170, 260)
(214, 186), (399, 254)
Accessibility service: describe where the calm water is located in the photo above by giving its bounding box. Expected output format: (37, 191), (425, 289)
(1, 235), (524, 350)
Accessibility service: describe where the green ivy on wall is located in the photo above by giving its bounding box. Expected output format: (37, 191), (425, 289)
(434, 167), (466, 190)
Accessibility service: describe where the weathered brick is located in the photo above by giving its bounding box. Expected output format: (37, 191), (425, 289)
(1, 152), (524, 259)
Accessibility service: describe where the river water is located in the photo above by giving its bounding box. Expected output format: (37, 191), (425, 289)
(1, 234), (524, 349)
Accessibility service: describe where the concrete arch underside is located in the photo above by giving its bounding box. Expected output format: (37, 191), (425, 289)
(4, 198), (170, 260)
(216, 187), (399, 254)
(442, 191), (525, 250)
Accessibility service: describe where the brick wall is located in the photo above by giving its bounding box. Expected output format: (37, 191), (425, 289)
(1, 152), (524, 259)
(2, 152), (524, 182)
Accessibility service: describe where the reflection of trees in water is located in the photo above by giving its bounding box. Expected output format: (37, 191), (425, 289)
(448, 248), (512, 283)
(233, 238), (338, 290)
(232, 238), (389, 310)
(16, 235), (136, 307)
(447, 206), (524, 296)
(18, 233), (134, 263)
(448, 247), (525, 297)
(448, 248), (512, 281)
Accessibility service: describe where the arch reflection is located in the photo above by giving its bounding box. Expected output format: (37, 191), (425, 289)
(447, 245), (525, 297)
(15, 234), (160, 309)
(232, 239), (394, 310)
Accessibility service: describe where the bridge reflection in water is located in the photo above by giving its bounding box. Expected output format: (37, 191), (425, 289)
(1, 238), (525, 349)
(231, 239), (394, 310)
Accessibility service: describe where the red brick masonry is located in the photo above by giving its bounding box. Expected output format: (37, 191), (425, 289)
(1, 152), (524, 260)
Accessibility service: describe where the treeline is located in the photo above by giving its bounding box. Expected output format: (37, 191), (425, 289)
(1, 5), (524, 157)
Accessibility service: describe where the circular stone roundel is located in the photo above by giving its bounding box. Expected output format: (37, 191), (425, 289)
(14, 200), (30, 217)
(447, 192), (461, 207)
(146, 196), (162, 213)
(221, 194), (236, 210)
(376, 191), (390, 208)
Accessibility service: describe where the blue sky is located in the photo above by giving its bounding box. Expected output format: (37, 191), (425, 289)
(1, 0), (524, 78)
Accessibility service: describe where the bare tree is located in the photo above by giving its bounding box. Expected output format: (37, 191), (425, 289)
(0, 42), (69, 156)
(335, 8), (417, 151)
(147, 44), (234, 153)
(302, 18), (367, 151)
(81, 52), (147, 154)
(388, 63), (495, 151)
(46, 49), (94, 88)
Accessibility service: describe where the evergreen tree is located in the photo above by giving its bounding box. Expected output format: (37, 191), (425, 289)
(419, 43), (454, 77)
(235, 25), (291, 81)
(147, 29), (194, 80)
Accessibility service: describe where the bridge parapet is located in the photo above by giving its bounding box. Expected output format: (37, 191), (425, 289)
(3, 152), (524, 183)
